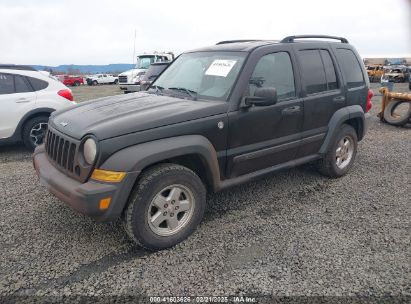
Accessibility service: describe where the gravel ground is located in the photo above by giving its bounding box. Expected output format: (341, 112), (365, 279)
(0, 83), (410, 302)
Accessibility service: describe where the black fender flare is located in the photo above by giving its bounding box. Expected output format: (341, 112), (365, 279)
(100, 135), (221, 191)
(319, 105), (365, 154)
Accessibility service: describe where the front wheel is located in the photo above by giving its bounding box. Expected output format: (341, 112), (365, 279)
(317, 124), (358, 178)
(123, 164), (206, 250)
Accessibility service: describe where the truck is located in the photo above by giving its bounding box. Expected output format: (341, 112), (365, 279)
(86, 74), (118, 86)
(56, 75), (85, 86)
(118, 53), (174, 92)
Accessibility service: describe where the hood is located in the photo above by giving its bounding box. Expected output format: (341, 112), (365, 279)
(50, 92), (228, 140)
(119, 68), (145, 76)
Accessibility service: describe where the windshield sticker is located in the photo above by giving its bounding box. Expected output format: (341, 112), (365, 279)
(205, 60), (237, 77)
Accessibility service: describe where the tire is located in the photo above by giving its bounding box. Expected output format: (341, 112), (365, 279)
(74, 81), (80, 86)
(22, 116), (49, 150)
(113, 79), (118, 84)
(93, 80), (98, 86)
(383, 99), (411, 126)
(317, 124), (358, 178)
(123, 163), (206, 250)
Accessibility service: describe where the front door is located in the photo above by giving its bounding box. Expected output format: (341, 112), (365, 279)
(227, 51), (303, 177)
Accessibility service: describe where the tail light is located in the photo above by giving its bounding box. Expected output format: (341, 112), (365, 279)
(365, 89), (373, 113)
(58, 89), (74, 101)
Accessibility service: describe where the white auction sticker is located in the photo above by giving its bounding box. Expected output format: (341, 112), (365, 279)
(205, 59), (237, 77)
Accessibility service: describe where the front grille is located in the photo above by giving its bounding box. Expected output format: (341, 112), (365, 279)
(119, 75), (128, 83)
(45, 128), (77, 173)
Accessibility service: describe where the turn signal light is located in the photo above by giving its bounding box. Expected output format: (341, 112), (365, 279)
(99, 197), (112, 210)
(91, 169), (126, 183)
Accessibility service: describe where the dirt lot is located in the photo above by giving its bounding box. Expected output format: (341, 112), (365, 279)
(0, 83), (410, 301)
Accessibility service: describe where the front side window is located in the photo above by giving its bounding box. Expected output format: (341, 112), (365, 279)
(151, 51), (247, 101)
(249, 52), (296, 100)
(0, 73), (14, 94)
(336, 48), (365, 89)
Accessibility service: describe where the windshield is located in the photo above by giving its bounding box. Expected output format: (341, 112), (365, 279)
(150, 51), (247, 101)
(135, 56), (155, 69)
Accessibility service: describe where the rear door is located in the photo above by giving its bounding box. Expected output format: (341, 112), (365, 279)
(0, 73), (36, 139)
(292, 45), (346, 157)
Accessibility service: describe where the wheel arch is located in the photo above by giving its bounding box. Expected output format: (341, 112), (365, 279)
(99, 135), (222, 192)
(16, 108), (54, 141)
(319, 105), (365, 154)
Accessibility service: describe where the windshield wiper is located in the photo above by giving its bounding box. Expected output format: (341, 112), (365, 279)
(150, 85), (164, 94)
(168, 87), (198, 100)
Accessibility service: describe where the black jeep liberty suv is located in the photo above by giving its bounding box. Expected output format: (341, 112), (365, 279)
(33, 35), (373, 250)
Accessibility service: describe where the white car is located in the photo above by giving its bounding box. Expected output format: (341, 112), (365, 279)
(0, 65), (76, 149)
(86, 74), (118, 85)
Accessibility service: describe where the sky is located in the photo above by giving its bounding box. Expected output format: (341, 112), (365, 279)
(0, 0), (410, 66)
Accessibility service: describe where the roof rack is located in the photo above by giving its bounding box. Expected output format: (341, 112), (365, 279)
(0, 64), (37, 71)
(280, 35), (349, 44)
(216, 40), (262, 45)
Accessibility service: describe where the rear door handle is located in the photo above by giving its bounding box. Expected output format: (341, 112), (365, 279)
(15, 98), (31, 103)
(333, 96), (346, 103)
(282, 105), (301, 115)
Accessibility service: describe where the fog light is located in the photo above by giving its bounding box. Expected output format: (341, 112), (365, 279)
(99, 197), (112, 210)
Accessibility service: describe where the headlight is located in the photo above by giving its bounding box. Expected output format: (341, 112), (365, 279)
(83, 138), (97, 165)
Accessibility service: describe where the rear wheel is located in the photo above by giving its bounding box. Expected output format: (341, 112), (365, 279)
(317, 124), (358, 178)
(93, 80), (98, 85)
(74, 81), (80, 86)
(123, 164), (206, 250)
(22, 116), (49, 150)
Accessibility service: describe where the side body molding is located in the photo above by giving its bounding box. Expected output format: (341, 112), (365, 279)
(100, 135), (222, 191)
(319, 105), (365, 154)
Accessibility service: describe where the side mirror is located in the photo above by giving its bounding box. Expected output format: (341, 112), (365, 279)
(241, 87), (278, 108)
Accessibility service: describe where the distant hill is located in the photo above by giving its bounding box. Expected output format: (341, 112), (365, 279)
(31, 64), (134, 74)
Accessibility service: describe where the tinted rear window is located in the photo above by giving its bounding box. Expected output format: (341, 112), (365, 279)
(320, 50), (338, 90)
(299, 50), (327, 94)
(14, 75), (32, 93)
(27, 76), (49, 91)
(336, 48), (364, 89)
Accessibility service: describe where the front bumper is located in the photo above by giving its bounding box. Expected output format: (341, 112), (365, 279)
(33, 145), (139, 221)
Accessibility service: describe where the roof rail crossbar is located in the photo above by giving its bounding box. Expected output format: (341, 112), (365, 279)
(280, 35), (349, 44)
(216, 39), (261, 45)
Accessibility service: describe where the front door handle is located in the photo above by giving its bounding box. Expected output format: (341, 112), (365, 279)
(282, 105), (301, 115)
(333, 96), (346, 103)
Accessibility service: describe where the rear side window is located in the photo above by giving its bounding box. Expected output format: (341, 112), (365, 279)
(320, 50), (338, 90)
(27, 76), (49, 91)
(299, 50), (327, 94)
(0, 73), (14, 94)
(14, 75), (32, 93)
(336, 48), (364, 89)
